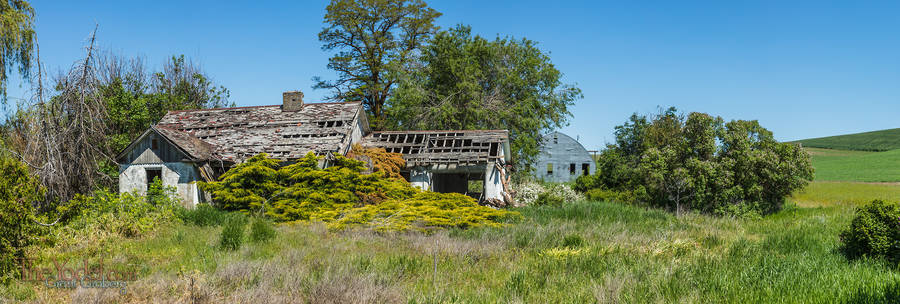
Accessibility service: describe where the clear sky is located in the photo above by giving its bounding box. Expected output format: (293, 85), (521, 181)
(7, 1), (900, 150)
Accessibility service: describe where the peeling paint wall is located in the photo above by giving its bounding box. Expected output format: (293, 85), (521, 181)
(119, 161), (203, 208)
(484, 163), (504, 200)
(532, 132), (597, 183)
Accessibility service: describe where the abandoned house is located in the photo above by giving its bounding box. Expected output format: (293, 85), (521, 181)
(116, 91), (512, 207)
(531, 131), (596, 183)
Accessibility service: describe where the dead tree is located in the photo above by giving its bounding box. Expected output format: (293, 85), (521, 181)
(13, 26), (113, 205)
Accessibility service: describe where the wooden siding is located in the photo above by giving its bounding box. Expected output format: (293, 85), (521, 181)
(121, 132), (190, 164)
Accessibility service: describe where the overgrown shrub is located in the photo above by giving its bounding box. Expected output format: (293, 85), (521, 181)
(249, 217), (276, 243)
(219, 215), (247, 250)
(575, 108), (814, 215)
(200, 153), (416, 222)
(200, 153), (518, 232)
(840, 200), (900, 263)
(54, 181), (181, 240)
(512, 181), (545, 205)
(0, 157), (44, 283)
(329, 192), (520, 232)
(532, 184), (584, 206)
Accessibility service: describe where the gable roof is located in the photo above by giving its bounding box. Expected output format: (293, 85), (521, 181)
(115, 126), (210, 163)
(120, 101), (365, 163)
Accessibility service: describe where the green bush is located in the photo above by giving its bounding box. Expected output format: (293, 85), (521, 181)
(0, 157), (44, 283)
(201, 153), (518, 232)
(179, 204), (231, 227)
(219, 215), (247, 250)
(535, 192), (564, 207)
(532, 184), (583, 206)
(575, 108), (814, 215)
(55, 182), (181, 239)
(839, 200), (900, 263)
(249, 217), (276, 243)
(199, 153), (417, 222)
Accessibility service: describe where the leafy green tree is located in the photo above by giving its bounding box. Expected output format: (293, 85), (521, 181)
(387, 25), (582, 170)
(0, 0), (35, 100)
(315, 0), (441, 128)
(577, 108), (814, 216)
(101, 54), (231, 153)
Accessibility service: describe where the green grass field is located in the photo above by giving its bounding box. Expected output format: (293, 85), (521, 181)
(3, 185), (899, 303)
(795, 128), (900, 151)
(806, 147), (900, 182)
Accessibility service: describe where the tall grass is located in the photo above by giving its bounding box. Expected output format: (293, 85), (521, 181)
(6, 186), (899, 303)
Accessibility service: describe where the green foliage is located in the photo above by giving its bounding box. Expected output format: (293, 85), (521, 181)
(387, 25), (582, 169)
(329, 192), (519, 232)
(177, 204), (232, 227)
(219, 215), (247, 251)
(577, 108), (814, 215)
(202, 152), (517, 232)
(201, 153), (417, 222)
(102, 54), (232, 154)
(839, 200), (900, 264)
(0, 156), (42, 283)
(249, 217), (276, 243)
(513, 181), (584, 206)
(55, 181), (181, 240)
(794, 128), (900, 152)
(0, 0), (35, 100)
(315, 0), (441, 128)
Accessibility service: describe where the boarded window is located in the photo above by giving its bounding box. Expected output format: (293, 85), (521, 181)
(151, 138), (159, 150)
(546, 163), (553, 175)
(146, 168), (162, 191)
(569, 163), (576, 175)
(582, 163), (590, 176)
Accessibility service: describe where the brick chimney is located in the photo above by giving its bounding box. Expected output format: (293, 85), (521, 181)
(282, 90), (304, 111)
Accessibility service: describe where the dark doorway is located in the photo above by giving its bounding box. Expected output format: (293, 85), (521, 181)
(146, 168), (162, 191)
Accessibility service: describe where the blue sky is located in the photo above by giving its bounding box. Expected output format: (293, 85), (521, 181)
(7, 1), (900, 150)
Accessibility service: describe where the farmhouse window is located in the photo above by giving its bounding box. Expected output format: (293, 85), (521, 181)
(546, 163), (553, 175)
(146, 168), (162, 191)
(582, 163), (590, 176)
(151, 138), (159, 150)
(569, 163), (576, 175)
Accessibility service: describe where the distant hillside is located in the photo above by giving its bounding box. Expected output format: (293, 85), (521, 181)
(805, 148), (900, 182)
(794, 128), (900, 151)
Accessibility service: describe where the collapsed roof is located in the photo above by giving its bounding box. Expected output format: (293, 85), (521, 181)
(152, 102), (365, 162)
(363, 130), (510, 168)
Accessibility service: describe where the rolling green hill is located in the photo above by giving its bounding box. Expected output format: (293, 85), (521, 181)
(806, 147), (900, 182)
(794, 128), (900, 151)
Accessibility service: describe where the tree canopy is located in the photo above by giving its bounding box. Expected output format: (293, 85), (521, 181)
(0, 0), (35, 100)
(315, 0), (441, 128)
(387, 25), (582, 170)
(577, 108), (814, 216)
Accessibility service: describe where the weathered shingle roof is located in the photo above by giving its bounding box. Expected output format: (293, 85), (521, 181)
(363, 130), (510, 167)
(153, 126), (216, 161)
(156, 102), (362, 162)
